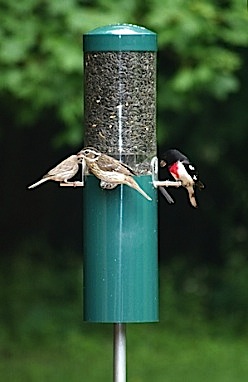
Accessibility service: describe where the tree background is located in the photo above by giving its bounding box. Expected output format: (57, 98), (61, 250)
(1, 1), (248, 380)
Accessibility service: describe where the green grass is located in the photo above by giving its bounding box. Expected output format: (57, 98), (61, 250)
(1, 243), (248, 381)
(0, 331), (113, 382)
(1, 325), (248, 381)
(128, 326), (248, 382)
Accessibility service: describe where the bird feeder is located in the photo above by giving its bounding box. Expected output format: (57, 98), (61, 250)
(82, 24), (158, 380)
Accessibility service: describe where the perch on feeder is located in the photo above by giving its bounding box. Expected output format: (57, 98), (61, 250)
(77, 147), (152, 200)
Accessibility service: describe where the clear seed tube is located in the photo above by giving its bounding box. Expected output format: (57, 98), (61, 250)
(83, 24), (157, 174)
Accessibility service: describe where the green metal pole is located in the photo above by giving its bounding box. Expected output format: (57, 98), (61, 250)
(114, 324), (126, 382)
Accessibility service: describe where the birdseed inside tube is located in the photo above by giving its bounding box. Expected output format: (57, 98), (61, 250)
(83, 35), (157, 174)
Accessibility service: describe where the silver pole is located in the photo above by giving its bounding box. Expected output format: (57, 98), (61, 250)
(114, 323), (126, 382)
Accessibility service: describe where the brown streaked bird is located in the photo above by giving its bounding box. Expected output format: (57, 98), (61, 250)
(28, 154), (80, 189)
(77, 147), (152, 201)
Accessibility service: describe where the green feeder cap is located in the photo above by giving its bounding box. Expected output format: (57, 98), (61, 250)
(83, 23), (157, 52)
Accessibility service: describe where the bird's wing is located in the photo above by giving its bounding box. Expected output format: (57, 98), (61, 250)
(182, 162), (204, 189)
(182, 162), (197, 179)
(97, 155), (134, 175)
(46, 155), (78, 176)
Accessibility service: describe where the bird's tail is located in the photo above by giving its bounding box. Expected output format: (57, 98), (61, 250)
(158, 186), (174, 204)
(28, 177), (49, 189)
(187, 186), (197, 208)
(125, 177), (152, 201)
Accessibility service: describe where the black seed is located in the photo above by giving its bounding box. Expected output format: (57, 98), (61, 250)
(84, 51), (156, 174)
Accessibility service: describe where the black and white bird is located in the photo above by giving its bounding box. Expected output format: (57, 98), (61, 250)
(160, 149), (204, 207)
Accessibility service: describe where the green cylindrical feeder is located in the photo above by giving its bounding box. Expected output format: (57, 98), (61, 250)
(83, 24), (158, 323)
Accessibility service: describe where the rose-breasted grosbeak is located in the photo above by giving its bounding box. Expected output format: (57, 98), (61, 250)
(160, 149), (204, 207)
(28, 155), (80, 189)
(77, 147), (152, 201)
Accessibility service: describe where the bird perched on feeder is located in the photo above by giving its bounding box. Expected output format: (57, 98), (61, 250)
(28, 154), (81, 189)
(160, 149), (204, 208)
(77, 147), (152, 201)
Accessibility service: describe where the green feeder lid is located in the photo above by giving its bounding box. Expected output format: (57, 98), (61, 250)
(83, 24), (157, 52)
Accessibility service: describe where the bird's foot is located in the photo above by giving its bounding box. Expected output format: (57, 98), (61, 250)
(73, 181), (84, 187)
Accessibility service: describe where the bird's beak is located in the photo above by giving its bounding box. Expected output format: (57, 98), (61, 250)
(160, 159), (167, 167)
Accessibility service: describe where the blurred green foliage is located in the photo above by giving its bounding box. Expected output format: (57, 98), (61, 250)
(0, 0), (247, 144)
(1, 1), (248, 246)
(1, 1), (248, 257)
(1, 2), (248, 378)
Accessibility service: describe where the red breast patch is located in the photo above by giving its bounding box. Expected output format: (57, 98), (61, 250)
(168, 162), (180, 179)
